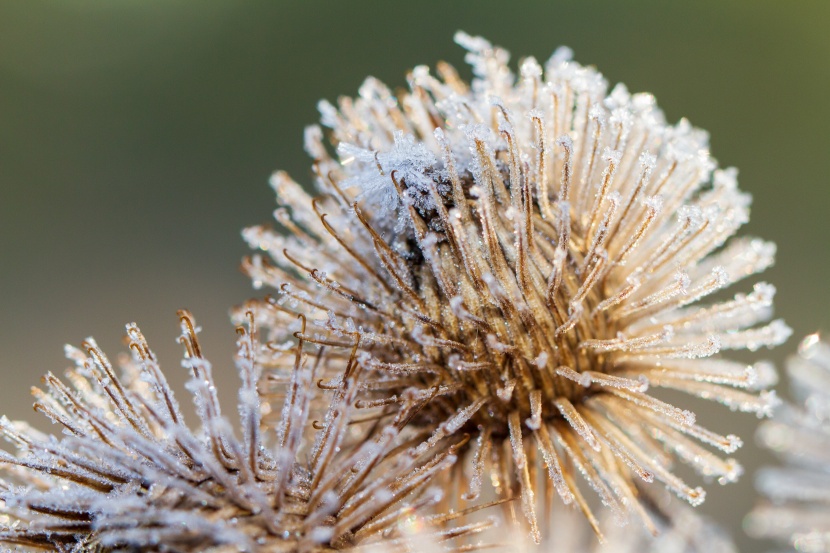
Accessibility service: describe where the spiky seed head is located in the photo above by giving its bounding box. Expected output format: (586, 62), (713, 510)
(0, 310), (490, 552)
(241, 32), (788, 541)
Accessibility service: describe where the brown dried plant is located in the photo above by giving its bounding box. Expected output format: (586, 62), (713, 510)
(240, 32), (787, 543)
(0, 310), (493, 552)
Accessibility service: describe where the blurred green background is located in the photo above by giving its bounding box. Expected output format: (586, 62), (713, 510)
(1, 1), (828, 550)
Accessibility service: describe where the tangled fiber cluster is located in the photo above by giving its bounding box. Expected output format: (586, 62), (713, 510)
(0, 311), (494, 552)
(241, 32), (787, 542)
(746, 335), (830, 552)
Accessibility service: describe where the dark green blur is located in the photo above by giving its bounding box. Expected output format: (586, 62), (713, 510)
(1, 2), (828, 551)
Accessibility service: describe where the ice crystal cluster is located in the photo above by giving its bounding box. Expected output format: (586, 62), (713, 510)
(242, 31), (788, 542)
(746, 334), (830, 552)
(0, 310), (493, 552)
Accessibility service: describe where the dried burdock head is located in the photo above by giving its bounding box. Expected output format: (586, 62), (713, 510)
(241, 32), (788, 541)
(746, 334), (830, 552)
(0, 310), (494, 552)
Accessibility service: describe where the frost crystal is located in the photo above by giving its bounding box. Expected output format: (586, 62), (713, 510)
(746, 334), (830, 552)
(339, 131), (440, 217)
(239, 32), (787, 543)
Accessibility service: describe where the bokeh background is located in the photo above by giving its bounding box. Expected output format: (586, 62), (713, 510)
(1, 1), (828, 550)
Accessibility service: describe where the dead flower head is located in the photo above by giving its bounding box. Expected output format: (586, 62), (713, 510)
(0, 310), (492, 552)
(242, 32), (788, 542)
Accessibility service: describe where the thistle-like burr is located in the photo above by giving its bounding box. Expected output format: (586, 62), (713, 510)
(241, 32), (787, 542)
(0, 310), (491, 551)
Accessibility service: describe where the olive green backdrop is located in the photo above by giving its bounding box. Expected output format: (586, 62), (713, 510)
(1, 2), (828, 551)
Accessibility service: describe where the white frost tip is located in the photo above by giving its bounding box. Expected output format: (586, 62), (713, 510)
(549, 45), (574, 65)
(643, 194), (663, 213)
(465, 123), (492, 143)
(675, 270), (691, 292)
(751, 361), (779, 390)
(757, 390), (782, 418)
(604, 84), (630, 109)
(609, 107), (632, 129)
(555, 134), (573, 150)
(303, 125), (325, 159)
(453, 31), (491, 53)
(704, 335), (722, 357)
(713, 167), (739, 190)
(678, 205), (703, 227)
(751, 282), (776, 303)
(711, 266), (730, 287)
(488, 95), (506, 109)
(751, 237), (777, 256)
(317, 99), (339, 128)
(772, 320), (793, 344)
(498, 118), (514, 136)
(639, 152), (657, 172)
(603, 148), (622, 165)
(687, 487), (706, 507)
(520, 57), (543, 79)
(411, 64), (430, 83)
(725, 434), (743, 453)
(589, 104), (606, 123)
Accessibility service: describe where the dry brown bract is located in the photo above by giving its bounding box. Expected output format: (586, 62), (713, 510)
(241, 32), (787, 542)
